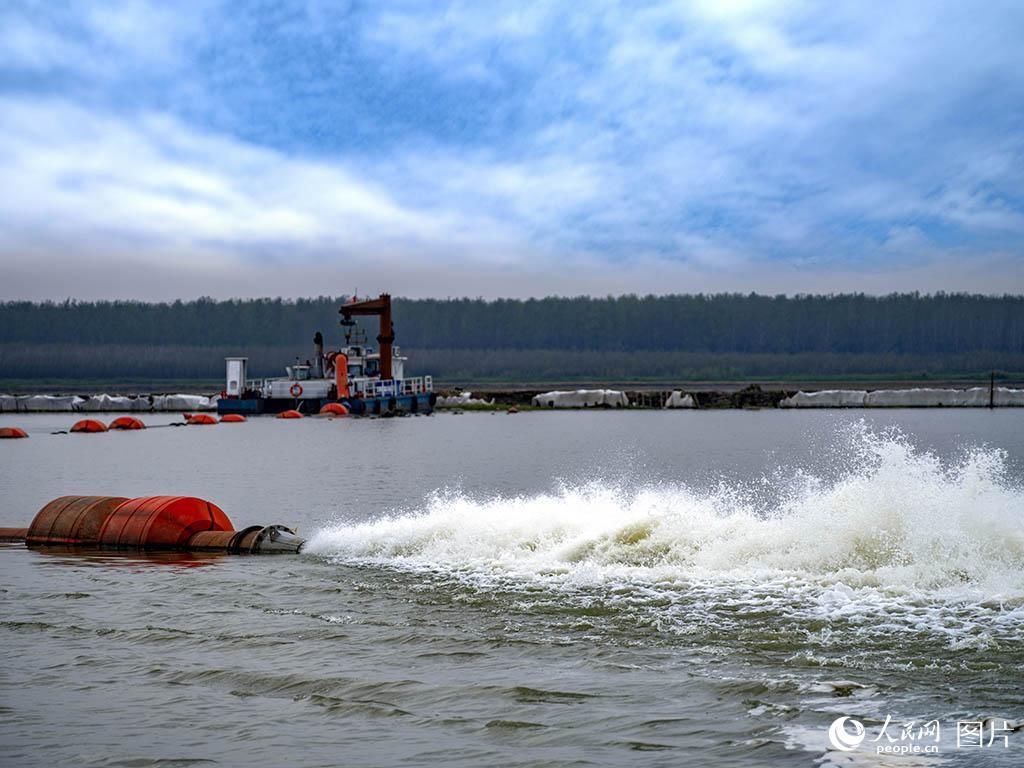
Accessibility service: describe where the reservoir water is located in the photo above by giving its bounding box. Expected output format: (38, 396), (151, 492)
(1, 409), (1022, 766)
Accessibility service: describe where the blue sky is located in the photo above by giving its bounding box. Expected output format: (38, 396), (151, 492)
(1, 0), (1022, 299)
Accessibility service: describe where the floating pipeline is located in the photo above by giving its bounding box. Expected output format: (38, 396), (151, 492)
(0, 495), (303, 554)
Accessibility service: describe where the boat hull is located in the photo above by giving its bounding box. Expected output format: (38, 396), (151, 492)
(217, 392), (435, 416)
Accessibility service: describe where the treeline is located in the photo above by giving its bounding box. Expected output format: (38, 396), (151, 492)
(1, 293), (1022, 381)
(3, 293), (1023, 353)
(2, 344), (1019, 382)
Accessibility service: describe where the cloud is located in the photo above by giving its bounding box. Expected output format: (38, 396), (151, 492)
(0, 98), (529, 260)
(0, 0), (1022, 299)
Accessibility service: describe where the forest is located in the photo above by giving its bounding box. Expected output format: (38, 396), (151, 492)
(1, 293), (1022, 381)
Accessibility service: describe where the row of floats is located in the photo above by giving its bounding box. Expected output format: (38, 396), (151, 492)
(0, 402), (352, 438)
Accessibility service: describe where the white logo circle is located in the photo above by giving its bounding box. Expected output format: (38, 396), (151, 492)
(828, 717), (866, 751)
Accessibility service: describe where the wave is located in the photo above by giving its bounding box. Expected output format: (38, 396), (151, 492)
(306, 424), (1024, 601)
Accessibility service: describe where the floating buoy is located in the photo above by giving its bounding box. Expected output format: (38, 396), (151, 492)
(277, 409), (303, 419)
(219, 414), (246, 423)
(27, 496), (129, 546)
(70, 419), (107, 433)
(319, 403), (348, 416)
(98, 495), (233, 549)
(0, 427), (28, 439)
(186, 413), (217, 425)
(109, 416), (146, 430)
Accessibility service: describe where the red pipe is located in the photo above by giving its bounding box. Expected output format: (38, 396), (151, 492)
(7, 495), (304, 554)
(334, 352), (349, 398)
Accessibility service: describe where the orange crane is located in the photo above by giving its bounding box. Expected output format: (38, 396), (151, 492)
(339, 293), (396, 380)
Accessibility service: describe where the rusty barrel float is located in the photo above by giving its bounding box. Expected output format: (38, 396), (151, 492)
(0, 495), (303, 554)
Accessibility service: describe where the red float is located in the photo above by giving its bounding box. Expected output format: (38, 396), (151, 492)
(26, 495), (129, 547)
(70, 419), (107, 433)
(109, 416), (146, 430)
(0, 427), (28, 439)
(219, 414), (247, 423)
(277, 409), (303, 419)
(186, 413), (218, 425)
(97, 496), (234, 550)
(319, 403), (348, 416)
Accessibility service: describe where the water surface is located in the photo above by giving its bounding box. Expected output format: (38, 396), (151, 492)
(1, 410), (1022, 766)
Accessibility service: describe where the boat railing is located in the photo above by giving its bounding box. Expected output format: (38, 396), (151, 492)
(351, 376), (433, 398)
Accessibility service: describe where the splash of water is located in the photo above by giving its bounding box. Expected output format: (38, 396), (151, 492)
(306, 425), (1024, 601)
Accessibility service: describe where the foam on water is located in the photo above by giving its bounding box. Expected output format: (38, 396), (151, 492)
(307, 425), (1024, 626)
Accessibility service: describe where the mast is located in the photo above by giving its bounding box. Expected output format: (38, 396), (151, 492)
(339, 293), (395, 380)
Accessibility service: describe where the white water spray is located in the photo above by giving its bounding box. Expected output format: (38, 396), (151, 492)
(307, 426), (1024, 602)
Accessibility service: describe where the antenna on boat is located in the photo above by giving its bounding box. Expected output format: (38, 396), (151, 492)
(341, 288), (357, 344)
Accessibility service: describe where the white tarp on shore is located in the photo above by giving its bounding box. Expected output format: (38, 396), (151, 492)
(532, 389), (629, 408)
(781, 387), (1024, 408)
(153, 394), (217, 411)
(0, 395), (85, 412)
(664, 391), (696, 409)
(78, 394), (152, 412)
(995, 387), (1024, 406)
(436, 392), (496, 408)
(779, 390), (867, 408)
(864, 388), (986, 407)
(0, 393), (217, 412)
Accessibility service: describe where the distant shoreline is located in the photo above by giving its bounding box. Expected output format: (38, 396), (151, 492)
(1, 374), (1022, 397)
(3, 380), (1024, 411)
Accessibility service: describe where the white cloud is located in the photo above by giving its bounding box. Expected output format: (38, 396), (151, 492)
(0, 0), (1022, 298)
(0, 97), (535, 268)
(358, 0), (1024, 251)
(0, 0), (207, 76)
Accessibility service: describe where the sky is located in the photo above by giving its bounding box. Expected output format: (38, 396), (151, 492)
(1, 0), (1022, 300)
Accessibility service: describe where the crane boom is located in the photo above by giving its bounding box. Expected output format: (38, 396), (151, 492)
(340, 293), (395, 380)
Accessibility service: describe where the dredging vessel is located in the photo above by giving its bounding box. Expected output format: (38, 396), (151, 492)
(217, 294), (435, 416)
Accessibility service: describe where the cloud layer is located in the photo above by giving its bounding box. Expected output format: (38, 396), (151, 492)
(1, 0), (1022, 299)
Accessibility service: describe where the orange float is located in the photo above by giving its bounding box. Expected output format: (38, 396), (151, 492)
(70, 419), (107, 433)
(186, 413), (217, 425)
(319, 403), (348, 416)
(97, 496), (233, 550)
(109, 416), (146, 430)
(277, 409), (303, 419)
(0, 427), (28, 439)
(219, 414), (247, 423)
(26, 496), (129, 546)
